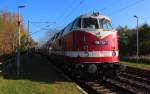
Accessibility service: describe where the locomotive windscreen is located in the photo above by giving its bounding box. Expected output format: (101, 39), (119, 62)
(82, 18), (99, 29)
(99, 19), (113, 30)
(82, 18), (113, 30)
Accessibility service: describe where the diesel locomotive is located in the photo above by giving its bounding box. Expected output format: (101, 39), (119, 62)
(44, 12), (125, 79)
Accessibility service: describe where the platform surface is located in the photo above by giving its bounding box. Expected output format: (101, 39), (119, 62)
(0, 54), (83, 94)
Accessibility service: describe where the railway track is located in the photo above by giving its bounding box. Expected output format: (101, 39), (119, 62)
(76, 79), (135, 94)
(40, 54), (150, 94)
(114, 68), (150, 94)
(125, 66), (150, 78)
(105, 78), (150, 94)
(120, 72), (150, 86)
(76, 75), (150, 94)
(74, 69), (150, 94)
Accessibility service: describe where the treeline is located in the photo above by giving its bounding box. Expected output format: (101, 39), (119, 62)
(117, 23), (150, 56)
(0, 9), (28, 57)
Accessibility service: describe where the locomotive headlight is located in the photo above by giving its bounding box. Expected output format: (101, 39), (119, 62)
(94, 41), (100, 45)
(112, 51), (116, 56)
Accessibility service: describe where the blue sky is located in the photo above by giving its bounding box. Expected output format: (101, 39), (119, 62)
(0, 0), (150, 43)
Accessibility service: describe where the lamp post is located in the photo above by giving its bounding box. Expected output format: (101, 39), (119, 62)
(27, 20), (30, 56)
(17, 5), (25, 76)
(134, 15), (139, 63)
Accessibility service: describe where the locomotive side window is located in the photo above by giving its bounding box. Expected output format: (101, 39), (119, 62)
(82, 18), (99, 29)
(55, 32), (60, 39)
(51, 34), (57, 42)
(64, 23), (73, 32)
(62, 23), (73, 36)
(99, 19), (112, 30)
(59, 29), (65, 37)
(72, 18), (81, 29)
(51, 36), (55, 41)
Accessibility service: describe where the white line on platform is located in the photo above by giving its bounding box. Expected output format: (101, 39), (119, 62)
(76, 85), (88, 94)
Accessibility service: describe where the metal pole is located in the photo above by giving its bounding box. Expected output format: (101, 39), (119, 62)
(17, 7), (21, 76)
(27, 20), (30, 56)
(134, 15), (139, 63)
(17, 5), (25, 76)
(137, 17), (139, 62)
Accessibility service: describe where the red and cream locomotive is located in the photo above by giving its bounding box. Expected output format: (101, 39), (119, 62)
(46, 12), (124, 78)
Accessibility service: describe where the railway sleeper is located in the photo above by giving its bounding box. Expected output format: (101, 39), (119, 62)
(105, 78), (147, 94)
(118, 76), (150, 92)
(92, 86), (105, 89)
(96, 89), (111, 93)
(120, 72), (150, 85)
(86, 82), (116, 94)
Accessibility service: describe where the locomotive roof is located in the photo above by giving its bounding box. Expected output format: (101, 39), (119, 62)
(79, 12), (111, 21)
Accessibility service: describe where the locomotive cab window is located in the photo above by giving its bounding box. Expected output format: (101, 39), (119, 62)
(64, 23), (73, 32)
(72, 18), (81, 29)
(99, 19), (113, 30)
(62, 23), (73, 36)
(82, 18), (99, 29)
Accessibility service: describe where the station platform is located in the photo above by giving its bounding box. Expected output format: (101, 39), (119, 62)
(0, 54), (85, 94)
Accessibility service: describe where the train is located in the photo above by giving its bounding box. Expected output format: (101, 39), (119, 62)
(41, 12), (125, 79)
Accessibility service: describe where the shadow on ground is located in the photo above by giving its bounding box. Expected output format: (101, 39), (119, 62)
(5, 54), (70, 84)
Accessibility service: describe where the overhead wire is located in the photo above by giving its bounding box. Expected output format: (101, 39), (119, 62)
(44, 0), (144, 31)
(58, 0), (84, 27)
(40, 0), (84, 43)
(108, 0), (145, 16)
(29, 22), (55, 36)
(50, 0), (77, 30)
(30, 0), (83, 43)
(57, 0), (76, 22)
(37, 0), (144, 38)
(100, 0), (121, 12)
(37, 0), (145, 44)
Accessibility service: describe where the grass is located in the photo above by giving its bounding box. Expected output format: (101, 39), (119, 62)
(0, 78), (81, 94)
(0, 54), (82, 94)
(120, 60), (150, 70)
